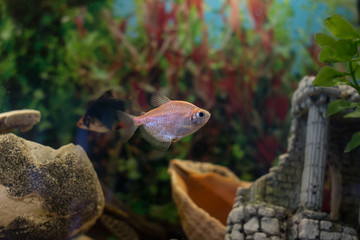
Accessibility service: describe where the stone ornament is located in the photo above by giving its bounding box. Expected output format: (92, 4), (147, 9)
(168, 159), (251, 240)
(226, 76), (360, 240)
(0, 133), (104, 240)
(0, 109), (41, 134)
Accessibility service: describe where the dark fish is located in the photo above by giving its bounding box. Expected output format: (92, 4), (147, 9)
(77, 90), (131, 133)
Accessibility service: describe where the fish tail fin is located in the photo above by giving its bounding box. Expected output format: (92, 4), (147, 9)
(116, 111), (139, 142)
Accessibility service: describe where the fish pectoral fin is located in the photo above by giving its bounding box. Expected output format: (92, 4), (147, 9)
(139, 126), (171, 151)
(150, 92), (171, 107)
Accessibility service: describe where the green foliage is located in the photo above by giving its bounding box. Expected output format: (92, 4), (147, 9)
(326, 99), (358, 117)
(313, 66), (349, 86)
(313, 14), (360, 152)
(345, 131), (360, 152)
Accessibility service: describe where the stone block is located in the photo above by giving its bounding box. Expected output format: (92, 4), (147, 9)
(343, 226), (357, 235)
(261, 217), (280, 235)
(320, 231), (341, 240)
(341, 233), (353, 240)
(230, 224), (244, 240)
(245, 205), (257, 217)
(254, 232), (268, 240)
(299, 219), (319, 240)
(229, 206), (245, 224)
(244, 217), (259, 234)
(258, 207), (275, 217)
(320, 220), (332, 231)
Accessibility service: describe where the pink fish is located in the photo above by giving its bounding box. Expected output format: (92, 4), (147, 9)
(118, 93), (211, 150)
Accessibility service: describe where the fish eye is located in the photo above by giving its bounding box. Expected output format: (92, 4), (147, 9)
(197, 112), (204, 118)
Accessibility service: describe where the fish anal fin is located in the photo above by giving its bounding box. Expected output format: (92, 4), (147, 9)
(116, 111), (138, 142)
(139, 126), (171, 151)
(150, 92), (171, 107)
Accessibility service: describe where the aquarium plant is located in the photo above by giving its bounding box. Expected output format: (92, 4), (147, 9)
(313, 14), (360, 152)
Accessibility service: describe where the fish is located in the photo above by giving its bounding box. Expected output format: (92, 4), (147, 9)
(78, 92), (211, 150)
(118, 93), (211, 150)
(77, 90), (131, 133)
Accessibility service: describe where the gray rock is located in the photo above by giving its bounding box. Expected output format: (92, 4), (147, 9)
(270, 237), (280, 240)
(245, 205), (257, 217)
(230, 224), (244, 240)
(320, 220), (332, 231)
(244, 217), (259, 234)
(320, 231), (341, 240)
(229, 206), (245, 224)
(342, 233), (354, 240)
(299, 219), (319, 240)
(343, 226), (357, 235)
(258, 207), (275, 217)
(0, 133), (104, 240)
(254, 232), (267, 240)
(261, 217), (280, 235)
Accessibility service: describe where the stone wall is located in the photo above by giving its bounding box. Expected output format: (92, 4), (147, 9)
(290, 210), (358, 240)
(226, 189), (289, 240)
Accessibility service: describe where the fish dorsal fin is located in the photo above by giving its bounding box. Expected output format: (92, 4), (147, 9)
(139, 125), (171, 151)
(150, 93), (171, 107)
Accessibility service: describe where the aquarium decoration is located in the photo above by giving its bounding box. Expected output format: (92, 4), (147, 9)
(0, 109), (40, 134)
(168, 159), (251, 240)
(0, 133), (104, 240)
(226, 76), (360, 240)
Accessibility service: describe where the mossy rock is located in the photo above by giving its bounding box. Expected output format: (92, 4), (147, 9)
(0, 133), (104, 240)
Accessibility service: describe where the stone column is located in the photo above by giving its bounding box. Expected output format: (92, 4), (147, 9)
(300, 97), (328, 210)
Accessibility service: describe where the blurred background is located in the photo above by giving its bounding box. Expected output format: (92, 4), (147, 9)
(0, 0), (358, 236)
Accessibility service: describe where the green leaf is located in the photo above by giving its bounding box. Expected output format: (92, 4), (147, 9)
(318, 39), (357, 63)
(313, 66), (349, 87)
(344, 108), (360, 118)
(315, 33), (336, 47)
(327, 99), (357, 116)
(324, 14), (360, 39)
(345, 131), (360, 152)
(332, 39), (357, 62)
(318, 47), (337, 63)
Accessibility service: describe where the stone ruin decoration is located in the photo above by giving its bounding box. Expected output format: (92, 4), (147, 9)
(226, 76), (360, 240)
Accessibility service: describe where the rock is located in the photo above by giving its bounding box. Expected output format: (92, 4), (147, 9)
(299, 219), (319, 240)
(254, 233), (267, 240)
(320, 221), (332, 231)
(244, 217), (259, 234)
(261, 217), (279, 235)
(230, 224), (244, 240)
(343, 226), (357, 235)
(0, 110), (41, 134)
(229, 206), (245, 224)
(0, 133), (104, 240)
(258, 206), (275, 217)
(320, 231), (341, 240)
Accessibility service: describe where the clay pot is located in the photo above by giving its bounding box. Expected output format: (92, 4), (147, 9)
(168, 159), (251, 240)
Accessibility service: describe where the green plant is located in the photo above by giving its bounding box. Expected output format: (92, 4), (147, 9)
(313, 14), (360, 152)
